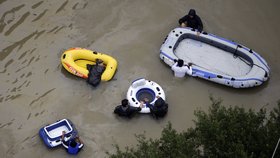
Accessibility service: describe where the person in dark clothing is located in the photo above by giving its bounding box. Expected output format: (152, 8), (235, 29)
(142, 96), (168, 118)
(61, 131), (84, 155)
(86, 59), (106, 87)
(178, 9), (203, 34)
(114, 99), (142, 118)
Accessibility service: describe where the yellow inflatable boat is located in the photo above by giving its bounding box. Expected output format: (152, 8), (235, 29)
(61, 47), (117, 81)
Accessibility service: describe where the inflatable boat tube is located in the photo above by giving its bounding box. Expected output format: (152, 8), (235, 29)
(160, 27), (270, 88)
(61, 47), (118, 81)
(126, 78), (166, 113)
(39, 119), (77, 148)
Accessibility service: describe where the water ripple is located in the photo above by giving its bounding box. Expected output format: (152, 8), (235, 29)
(0, 31), (43, 61)
(0, 59), (14, 73)
(27, 56), (35, 66)
(4, 59), (13, 69)
(25, 72), (32, 78)
(4, 11), (30, 36)
(54, 26), (65, 34)
(0, 4), (24, 33)
(32, 9), (48, 22)
(17, 50), (28, 60)
(25, 81), (31, 87)
(44, 69), (49, 74)
(0, 69), (6, 73)
(56, 0), (68, 14)
(0, 0), (7, 5)
(31, 1), (43, 9)
(34, 30), (45, 39)
(4, 94), (21, 102)
(0, 119), (15, 129)
(72, 1), (88, 10)
(16, 80), (27, 89)
(15, 53), (39, 73)
(11, 78), (17, 84)
(29, 88), (56, 106)
(20, 73), (25, 78)
(47, 26), (59, 33)
(27, 113), (31, 120)
(20, 59), (27, 64)
(72, 3), (79, 10)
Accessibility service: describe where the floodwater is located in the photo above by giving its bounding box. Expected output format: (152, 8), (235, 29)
(0, 0), (279, 157)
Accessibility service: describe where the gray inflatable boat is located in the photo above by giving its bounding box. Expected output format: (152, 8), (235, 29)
(160, 27), (270, 88)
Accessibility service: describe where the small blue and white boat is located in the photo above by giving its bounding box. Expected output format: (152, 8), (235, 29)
(160, 27), (270, 88)
(39, 119), (77, 148)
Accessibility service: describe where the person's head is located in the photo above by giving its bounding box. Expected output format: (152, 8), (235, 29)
(70, 140), (77, 148)
(188, 9), (196, 18)
(121, 99), (128, 107)
(177, 59), (184, 67)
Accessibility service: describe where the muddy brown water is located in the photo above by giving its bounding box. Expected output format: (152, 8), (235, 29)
(0, 0), (280, 157)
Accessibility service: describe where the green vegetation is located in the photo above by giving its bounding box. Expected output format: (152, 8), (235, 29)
(107, 97), (280, 158)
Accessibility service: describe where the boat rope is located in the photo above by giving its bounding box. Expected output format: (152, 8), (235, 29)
(233, 46), (268, 75)
(237, 56), (268, 76)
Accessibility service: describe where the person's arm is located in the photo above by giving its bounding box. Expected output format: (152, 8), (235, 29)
(184, 65), (193, 76)
(171, 62), (177, 71)
(114, 106), (120, 114)
(61, 131), (69, 149)
(178, 15), (188, 25)
(61, 131), (65, 140)
(196, 16), (203, 33)
(130, 106), (141, 112)
(139, 101), (145, 108)
(76, 136), (83, 144)
(142, 98), (152, 109)
(76, 136), (84, 149)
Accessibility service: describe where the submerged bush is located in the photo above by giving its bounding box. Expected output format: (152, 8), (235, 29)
(107, 98), (280, 158)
